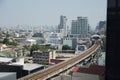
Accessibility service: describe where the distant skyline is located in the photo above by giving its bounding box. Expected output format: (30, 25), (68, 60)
(0, 0), (107, 30)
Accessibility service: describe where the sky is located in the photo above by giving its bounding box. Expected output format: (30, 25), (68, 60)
(0, 0), (107, 30)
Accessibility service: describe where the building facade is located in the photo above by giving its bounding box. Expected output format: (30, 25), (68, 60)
(33, 50), (56, 65)
(106, 0), (120, 80)
(71, 17), (89, 38)
(58, 15), (67, 37)
(44, 32), (62, 46)
(95, 21), (106, 34)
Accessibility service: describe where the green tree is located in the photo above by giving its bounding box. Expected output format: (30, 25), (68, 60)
(62, 45), (71, 50)
(30, 44), (40, 56)
(31, 44), (39, 50)
(2, 38), (17, 46)
(41, 59), (48, 65)
(24, 45), (31, 50)
(20, 35), (26, 38)
(32, 33), (43, 37)
(2, 38), (8, 44)
(68, 71), (73, 75)
(39, 45), (56, 51)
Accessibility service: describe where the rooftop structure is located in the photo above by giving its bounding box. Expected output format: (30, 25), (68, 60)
(25, 39), (36, 45)
(0, 43), (7, 48)
(73, 64), (105, 76)
(0, 43), (7, 51)
(72, 64), (105, 80)
(0, 57), (44, 78)
(23, 63), (44, 72)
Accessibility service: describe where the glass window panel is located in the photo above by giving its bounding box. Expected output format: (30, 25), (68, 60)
(108, 0), (116, 8)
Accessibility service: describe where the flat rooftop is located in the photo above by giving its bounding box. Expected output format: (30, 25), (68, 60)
(23, 63), (44, 71)
(0, 72), (16, 80)
(0, 57), (13, 62)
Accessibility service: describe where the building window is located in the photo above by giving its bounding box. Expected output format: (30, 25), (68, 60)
(118, 0), (120, 7)
(108, 0), (116, 8)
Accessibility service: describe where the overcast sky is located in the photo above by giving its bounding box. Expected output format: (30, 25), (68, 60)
(0, 0), (107, 29)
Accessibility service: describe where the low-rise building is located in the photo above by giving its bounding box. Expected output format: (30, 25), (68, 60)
(0, 43), (7, 52)
(0, 57), (44, 79)
(63, 38), (72, 47)
(43, 32), (62, 49)
(33, 50), (56, 65)
(72, 64), (105, 80)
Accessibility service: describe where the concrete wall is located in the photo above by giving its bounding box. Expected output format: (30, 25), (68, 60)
(63, 39), (72, 47)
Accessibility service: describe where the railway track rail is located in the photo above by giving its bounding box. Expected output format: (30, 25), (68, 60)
(18, 41), (99, 80)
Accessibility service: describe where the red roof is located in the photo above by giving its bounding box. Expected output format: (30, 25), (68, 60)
(73, 64), (105, 76)
(50, 59), (64, 64)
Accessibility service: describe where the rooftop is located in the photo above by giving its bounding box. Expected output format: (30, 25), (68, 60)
(26, 39), (36, 42)
(50, 59), (64, 64)
(0, 52), (7, 57)
(73, 64), (105, 76)
(0, 43), (7, 48)
(23, 63), (44, 71)
(0, 57), (13, 62)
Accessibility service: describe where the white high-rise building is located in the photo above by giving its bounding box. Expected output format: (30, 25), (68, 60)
(58, 15), (67, 37)
(71, 17), (89, 38)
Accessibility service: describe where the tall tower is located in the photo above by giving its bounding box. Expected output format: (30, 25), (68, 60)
(95, 21), (106, 33)
(58, 15), (67, 37)
(71, 17), (89, 38)
(106, 0), (120, 80)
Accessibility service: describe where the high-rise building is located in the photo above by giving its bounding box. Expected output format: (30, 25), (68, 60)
(106, 0), (120, 80)
(71, 17), (89, 38)
(95, 21), (106, 33)
(58, 15), (67, 36)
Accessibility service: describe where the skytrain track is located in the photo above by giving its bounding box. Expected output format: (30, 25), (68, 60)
(18, 41), (99, 80)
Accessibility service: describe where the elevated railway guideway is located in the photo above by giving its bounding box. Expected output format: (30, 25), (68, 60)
(18, 41), (100, 80)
